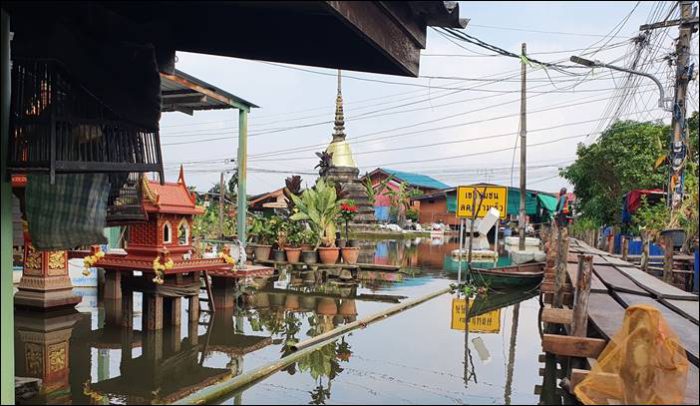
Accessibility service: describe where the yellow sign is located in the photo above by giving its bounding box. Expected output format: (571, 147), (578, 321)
(451, 298), (502, 333)
(456, 185), (507, 219)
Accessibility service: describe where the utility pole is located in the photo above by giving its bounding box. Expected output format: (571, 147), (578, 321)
(519, 43), (527, 251)
(219, 171), (225, 239)
(641, 1), (698, 209)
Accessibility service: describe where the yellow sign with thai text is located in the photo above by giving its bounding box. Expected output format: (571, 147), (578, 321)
(456, 185), (507, 219)
(451, 298), (501, 333)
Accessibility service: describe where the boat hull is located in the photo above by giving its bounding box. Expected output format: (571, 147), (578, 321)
(470, 262), (544, 287)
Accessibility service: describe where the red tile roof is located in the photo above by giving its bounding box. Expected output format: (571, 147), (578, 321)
(142, 168), (204, 215)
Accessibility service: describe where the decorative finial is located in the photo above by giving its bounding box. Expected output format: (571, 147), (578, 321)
(178, 164), (185, 184)
(333, 69), (346, 142)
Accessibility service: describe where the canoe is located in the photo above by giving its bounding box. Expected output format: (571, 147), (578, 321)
(470, 262), (544, 287)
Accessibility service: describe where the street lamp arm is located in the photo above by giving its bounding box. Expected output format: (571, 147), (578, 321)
(570, 55), (671, 111)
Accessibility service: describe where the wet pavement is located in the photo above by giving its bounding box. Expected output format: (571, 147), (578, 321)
(14, 238), (554, 405)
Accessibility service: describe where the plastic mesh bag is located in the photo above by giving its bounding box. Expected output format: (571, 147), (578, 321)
(574, 304), (689, 404)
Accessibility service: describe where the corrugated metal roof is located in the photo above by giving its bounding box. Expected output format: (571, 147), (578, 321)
(160, 69), (258, 114)
(381, 168), (451, 190)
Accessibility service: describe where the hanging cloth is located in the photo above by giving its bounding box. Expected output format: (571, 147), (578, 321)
(25, 173), (110, 250)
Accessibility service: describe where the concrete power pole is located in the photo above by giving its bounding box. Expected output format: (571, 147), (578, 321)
(519, 43), (527, 251)
(219, 171), (225, 239)
(641, 1), (698, 209)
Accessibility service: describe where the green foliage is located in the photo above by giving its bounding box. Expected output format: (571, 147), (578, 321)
(362, 173), (394, 205)
(248, 214), (276, 245)
(561, 120), (668, 225)
(387, 182), (422, 227)
(571, 216), (600, 237)
(632, 196), (669, 242)
(192, 203), (236, 240)
(406, 207), (419, 222)
(289, 179), (344, 248)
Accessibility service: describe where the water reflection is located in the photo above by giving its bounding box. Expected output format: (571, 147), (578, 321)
(13, 238), (549, 405)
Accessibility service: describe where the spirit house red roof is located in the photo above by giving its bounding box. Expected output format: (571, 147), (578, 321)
(142, 166), (204, 216)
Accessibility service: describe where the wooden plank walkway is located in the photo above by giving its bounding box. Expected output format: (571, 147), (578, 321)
(614, 292), (699, 366)
(566, 263), (607, 293)
(592, 264), (651, 296)
(587, 292), (699, 404)
(614, 265), (698, 301)
(661, 298), (700, 325)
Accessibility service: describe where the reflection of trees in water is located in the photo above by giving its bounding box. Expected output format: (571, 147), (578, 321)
(296, 337), (353, 405)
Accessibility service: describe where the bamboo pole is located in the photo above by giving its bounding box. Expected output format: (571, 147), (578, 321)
(174, 287), (451, 405)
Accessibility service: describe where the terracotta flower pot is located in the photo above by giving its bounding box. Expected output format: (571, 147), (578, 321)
(285, 294), (300, 311)
(273, 249), (286, 262)
(245, 243), (256, 258)
(316, 298), (338, 316)
(299, 243), (313, 252)
(254, 244), (272, 261)
(284, 247), (302, 264)
(338, 299), (357, 317)
(302, 250), (318, 265)
(341, 247), (360, 264)
(318, 247), (340, 265)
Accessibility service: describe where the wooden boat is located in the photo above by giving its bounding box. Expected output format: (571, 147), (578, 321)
(470, 262), (544, 287)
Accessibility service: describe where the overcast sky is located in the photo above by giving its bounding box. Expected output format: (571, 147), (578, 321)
(158, 1), (699, 196)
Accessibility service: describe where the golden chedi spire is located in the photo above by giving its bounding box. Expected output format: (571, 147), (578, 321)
(326, 69), (357, 168)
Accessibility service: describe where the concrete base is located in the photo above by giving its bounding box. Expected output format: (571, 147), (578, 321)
(14, 288), (81, 311)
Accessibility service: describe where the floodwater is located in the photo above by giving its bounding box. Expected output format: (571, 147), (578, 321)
(14, 237), (559, 405)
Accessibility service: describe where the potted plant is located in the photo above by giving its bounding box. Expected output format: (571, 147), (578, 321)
(339, 200), (360, 264)
(290, 179), (344, 265)
(299, 228), (319, 265)
(270, 215), (288, 262)
(250, 215), (274, 261)
(284, 221), (303, 264)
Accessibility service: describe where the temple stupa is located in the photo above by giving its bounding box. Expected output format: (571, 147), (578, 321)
(321, 70), (376, 227)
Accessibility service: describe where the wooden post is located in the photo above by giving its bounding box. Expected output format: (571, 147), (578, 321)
(641, 232), (650, 273)
(189, 295), (200, 324)
(571, 255), (593, 337)
(663, 234), (674, 283)
(553, 225), (570, 308)
(166, 297), (182, 326)
(121, 287), (133, 328)
(621, 236), (629, 261)
(143, 293), (164, 331)
(104, 270), (122, 300)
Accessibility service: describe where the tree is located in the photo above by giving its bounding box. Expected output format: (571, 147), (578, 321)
(561, 120), (668, 226)
(387, 182), (422, 227)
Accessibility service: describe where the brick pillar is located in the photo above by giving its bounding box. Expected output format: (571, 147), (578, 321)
(14, 242), (81, 310)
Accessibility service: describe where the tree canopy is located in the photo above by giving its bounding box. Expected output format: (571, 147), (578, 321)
(561, 119), (668, 226)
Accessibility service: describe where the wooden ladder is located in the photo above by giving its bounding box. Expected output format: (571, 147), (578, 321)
(200, 271), (216, 314)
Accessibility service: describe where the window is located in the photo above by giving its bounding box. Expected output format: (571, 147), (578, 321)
(178, 220), (189, 246)
(163, 222), (172, 244)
